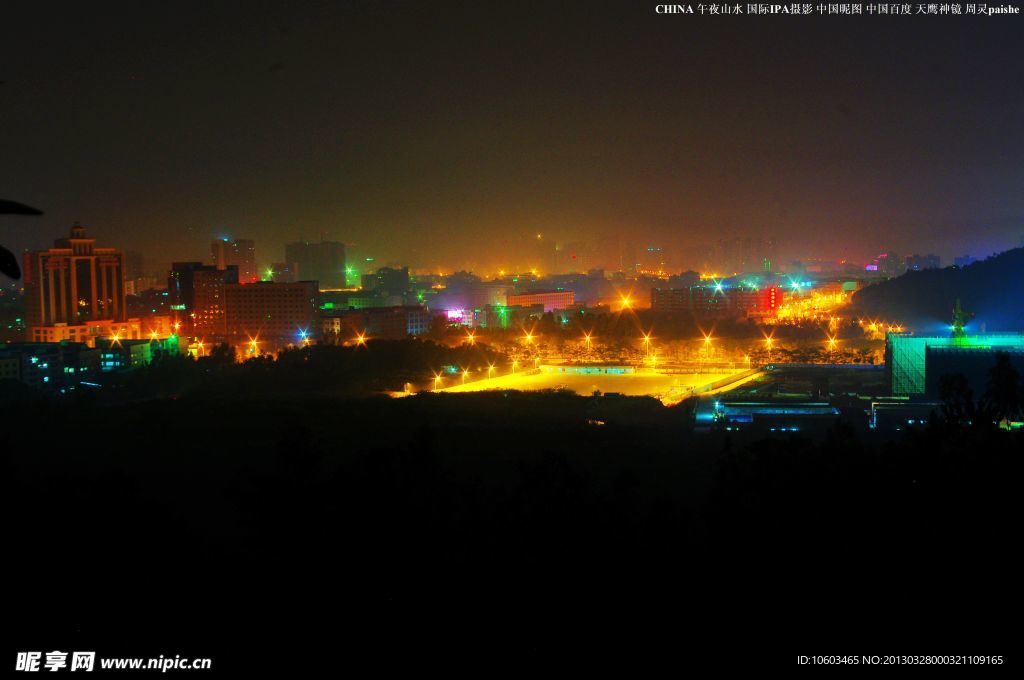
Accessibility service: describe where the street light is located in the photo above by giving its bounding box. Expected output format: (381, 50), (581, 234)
(433, 373), (443, 391)
(466, 331), (476, 346)
(355, 332), (367, 347)
(462, 368), (469, 384)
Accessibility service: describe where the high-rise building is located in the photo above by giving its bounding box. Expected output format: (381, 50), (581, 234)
(192, 266), (239, 339)
(211, 238), (257, 283)
(284, 241), (346, 289)
(362, 266), (410, 296)
(224, 281), (319, 352)
(23, 223), (127, 330)
(168, 262), (205, 313)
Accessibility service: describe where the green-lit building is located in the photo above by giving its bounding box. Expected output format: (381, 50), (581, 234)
(886, 332), (1024, 396)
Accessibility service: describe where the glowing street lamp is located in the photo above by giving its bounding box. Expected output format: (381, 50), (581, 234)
(523, 331), (534, 345)
(433, 373), (443, 391)
(488, 363), (495, 377)
(462, 368), (470, 384)
(466, 331), (476, 346)
(512, 360), (519, 373)
(583, 333), (592, 350)
(619, 295), (633, 311)
(355, 332), (367, 347)
(642, 332), (652, 358)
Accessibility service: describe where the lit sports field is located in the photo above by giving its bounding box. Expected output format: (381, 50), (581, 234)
(438, 367), (743, 403)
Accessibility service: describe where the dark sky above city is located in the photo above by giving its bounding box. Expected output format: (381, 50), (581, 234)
(2, 1), (1023, 274)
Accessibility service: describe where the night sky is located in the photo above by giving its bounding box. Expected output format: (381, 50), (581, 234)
(2, 1), (1022, 273)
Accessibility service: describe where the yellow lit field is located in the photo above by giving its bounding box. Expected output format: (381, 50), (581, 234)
(438, 368), (740, 403)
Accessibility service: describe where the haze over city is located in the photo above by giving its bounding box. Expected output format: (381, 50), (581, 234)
(3, 2), (1023, 271)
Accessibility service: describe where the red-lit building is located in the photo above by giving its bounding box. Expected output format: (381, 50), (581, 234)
(650, 284), (780, 318)
(726, 286), (780, 318)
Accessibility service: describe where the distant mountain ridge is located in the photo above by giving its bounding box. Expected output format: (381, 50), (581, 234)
(850, 248), (1024, 333)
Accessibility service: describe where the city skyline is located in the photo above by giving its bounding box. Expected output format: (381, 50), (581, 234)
(4, 5), (1022, 668)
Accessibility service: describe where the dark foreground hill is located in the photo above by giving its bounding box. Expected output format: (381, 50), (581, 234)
(3, 390), (1020, 671)
(851, 247), (1024, 333)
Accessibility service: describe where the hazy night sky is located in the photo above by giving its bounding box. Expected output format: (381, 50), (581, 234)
(2, 1), (1023, 273)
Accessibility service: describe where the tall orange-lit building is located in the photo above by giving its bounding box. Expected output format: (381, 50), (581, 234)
(23, 223), (127, 333)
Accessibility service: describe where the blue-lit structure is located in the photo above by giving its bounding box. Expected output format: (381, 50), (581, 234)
(886, 332), (1024, 397)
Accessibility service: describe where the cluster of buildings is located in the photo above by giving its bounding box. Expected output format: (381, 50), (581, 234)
(7, 222), (1009, 403)
(649, 273), (857, 321)
(4, 225), (608, 391)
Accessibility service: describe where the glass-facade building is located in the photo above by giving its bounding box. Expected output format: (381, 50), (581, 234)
(886, 332), (1024, 396)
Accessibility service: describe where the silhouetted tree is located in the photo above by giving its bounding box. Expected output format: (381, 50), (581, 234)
(981, 351), (1023, 423)
(206, 342), (236, 366)
(939, 372), (975, 427)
